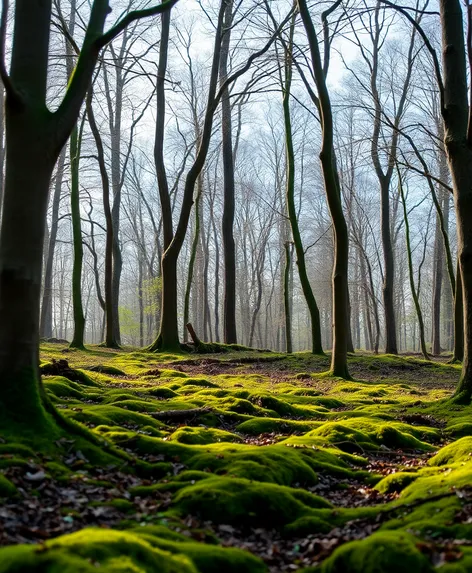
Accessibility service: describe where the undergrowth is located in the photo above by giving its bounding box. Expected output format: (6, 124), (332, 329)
(0, 344), (470, 572)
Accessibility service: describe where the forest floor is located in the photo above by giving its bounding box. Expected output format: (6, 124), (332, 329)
(1, 345), (472, 572)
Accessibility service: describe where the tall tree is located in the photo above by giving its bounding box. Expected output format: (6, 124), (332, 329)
(298, 0), (350, 378)
(279, 9), (324, 354)
(219, 0), (238, 344)
(0, 0), (178, 432)
(149, 3), (291, 351)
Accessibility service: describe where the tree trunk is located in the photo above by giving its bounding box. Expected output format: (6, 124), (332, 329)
(299, 0), (350, 378)
(453, 260), (464, 362)
(284, 242), (293, 353)
(437, 0), (470, 399)
(220, 0), (237, 344)
(381, 178), (398, 354)
(432, 203), (444, 355)
(87, 95), (120, 349)
(69, 121), (86, 349)
(399, 169), (429, 359)
(183, 183), (202, 342)
(40, 146), (66, 339)
(150, 0), (226, 352)
(282, 23), (324, 355)
(0, 115), (56, 429)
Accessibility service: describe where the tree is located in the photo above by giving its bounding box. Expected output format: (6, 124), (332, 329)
(0, 0), (178, 432)
(220, 0), (238, 344)
(438, 0), (472, 400)
(346, 1), (420, 354)
(397, 166), (429, 359)
(149, 2), (293, 351)
(298, 0), (350, 378)
(278, 8), (324, 354)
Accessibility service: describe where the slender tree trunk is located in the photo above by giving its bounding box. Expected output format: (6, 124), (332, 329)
(220, 0), (237, 344)
(399, 169), (429, 359)
(69, 121), (86, 349)
(352, 251), (361, 349)
(183, 184), (202, 343)
(299, 0), (350, 378)
(432, 203), (444, 355)
(138, 257), (144, 347)
(87, 95), (119, 349)
(284, 242), (293, 353)
(202, 207), (212, 341)
(453, 261), (464, 362)
(282, 22), (323, 354)
(210, 196), (221, 342)
(40, 146), (66, 338)
(151, 0), (226, 351)
(381, 179), (398, 354)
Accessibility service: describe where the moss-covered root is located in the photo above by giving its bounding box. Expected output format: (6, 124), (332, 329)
(0, 529), (196, 573)
(303, 531), (433, 573)
(173, 476), (332, 528)
(0, 528), (267, 573)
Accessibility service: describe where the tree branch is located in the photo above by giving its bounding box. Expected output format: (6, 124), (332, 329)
(95, 0), (180, 50)
(378, 0), (444, 115)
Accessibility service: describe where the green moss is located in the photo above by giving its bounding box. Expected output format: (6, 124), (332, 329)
(108, 498), (135, 512)
(311, 397), (345, 409)
(160, 369), (189, 378)
(250, 394), (322, 418)
(429, 437), (472, 465)
(169, 426), (242, 445)
(0, 528), (198, 573)
(43, 376), (88, 399)
(446, 422), (472, 438)
(283, 515), (333, 536)
(236, 417), (322, 435)
(85, 364), (127, 376)
(374, 472), (419, 494)
(317, 531), (433, 573)
(134, 534), (267, 573)
(295, 418), (437, 453)
(381, 496), (466, 539)
(173, 476), (331, 527)
(66, 404), (165, 430)
(0, 474), (17, 497)
(0, 443), (37, 458)
(181, 378), (219, 388)
(144, 387), (178, 399)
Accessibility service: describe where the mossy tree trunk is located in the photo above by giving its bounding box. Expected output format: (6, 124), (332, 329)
(0, 0), (178, 429)
(298, 0), (350, 378)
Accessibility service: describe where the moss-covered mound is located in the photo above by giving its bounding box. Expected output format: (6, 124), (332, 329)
(0, 528), (266, 573)
(173, 476), (332, 528)
(314, 531), (433, 573)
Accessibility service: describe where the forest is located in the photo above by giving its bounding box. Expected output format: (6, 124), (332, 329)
(1, 0), (472, 571)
